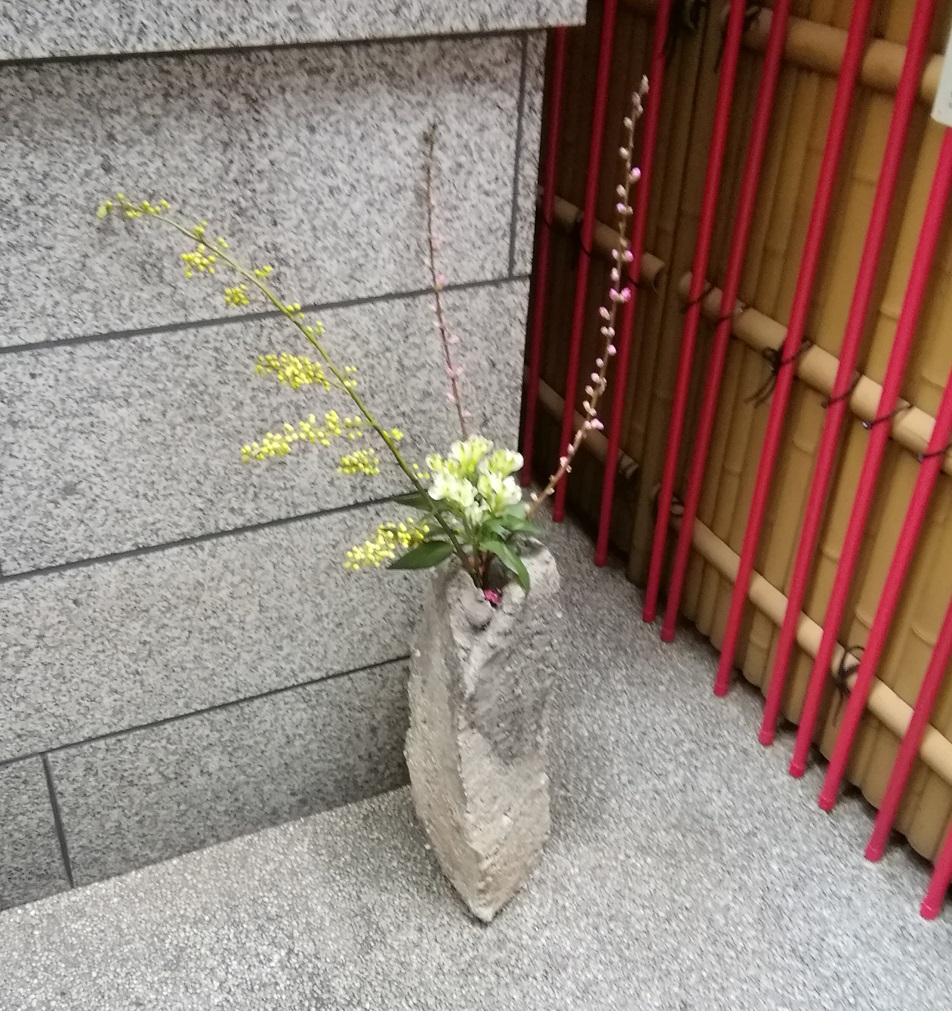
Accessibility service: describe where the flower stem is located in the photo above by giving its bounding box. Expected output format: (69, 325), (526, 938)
(423, 127), (468, 440)
(526, 79), (649, 520)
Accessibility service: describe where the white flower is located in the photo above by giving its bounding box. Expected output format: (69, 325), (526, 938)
(448, 435), (492, 476)
(478, 448), (523, 479)
(464, 500), (491, 529)
(477, 472), (523, 516)
(428, 472), (476, 512)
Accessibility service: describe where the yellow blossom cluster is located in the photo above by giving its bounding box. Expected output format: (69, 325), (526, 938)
(337, 448), (380, 476)
(344, 520), (429, 570)
(181, 245), (217, 278)
(255, 353), (332, 391)
(223, 284), (250, 308)
(241, 411), (399, 464)
(98, 195), (172, 220)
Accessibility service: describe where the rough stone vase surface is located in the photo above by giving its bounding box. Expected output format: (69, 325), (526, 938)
(405, 544), (561, 921)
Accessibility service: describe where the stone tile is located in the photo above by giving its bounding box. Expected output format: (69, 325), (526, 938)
(0, 36), (524, 348)
(48, 659), (410, 886)
(0, 758), (70, 910)
(0, 2), (586, 62)
(512, 32), (546, 276)
(0, 281), (526, 574)
(0, 503), (425, 762)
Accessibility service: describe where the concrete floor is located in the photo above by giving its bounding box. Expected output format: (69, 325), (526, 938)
(2, 518), (951, 1010)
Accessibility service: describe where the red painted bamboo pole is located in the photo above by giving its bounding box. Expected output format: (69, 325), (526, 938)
(922, 821), (952, 919)
(593, 0), (673, 565)
(658, 0), (793, 638)
(553, 0), (619, 522)
(818, 377), (952, 810)
(790, 130), (952, 778)
(522, 28), (569, 487)
(758, 0), (937, 744)
(711, 0), (874, 696)
(866, 589), (952, 861)
(641, 0), (749, 620)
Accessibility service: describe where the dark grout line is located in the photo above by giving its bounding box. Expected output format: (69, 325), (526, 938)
(0, 269), (532, 585)
(2, 655), (410, 772)
(0, 277), (520, 357)
(0, 495), (401, 585)
(0, 25), (537, 71)
(507, 32), (530, 278)
(42, 756), (75, 889)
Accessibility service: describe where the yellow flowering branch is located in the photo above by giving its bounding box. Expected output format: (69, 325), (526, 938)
(101, 193), (479, 582)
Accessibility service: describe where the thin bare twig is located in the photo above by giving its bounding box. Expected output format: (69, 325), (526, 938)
(423, 126), (469, 440)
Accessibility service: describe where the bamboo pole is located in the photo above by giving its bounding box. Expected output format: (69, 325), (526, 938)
(625, 0), (718, 584)
(758, 0), (937, 744)
(535, 377), (639, 481)
(741, 10), (943, 103)
(677, 272), (952, 478)
(680, 514), (952, 823)
(544, 193), (667, 287)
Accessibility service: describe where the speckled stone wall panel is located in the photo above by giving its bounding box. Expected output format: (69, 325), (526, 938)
(47, 660), (410, 886)
(0, 759), (70, 910)
(0, 2), (585, 62)
(512, 32), (546, 276)
(0, 280), (527, 575)
(0, 504), (423, 763)
(0, 36), (523, 349)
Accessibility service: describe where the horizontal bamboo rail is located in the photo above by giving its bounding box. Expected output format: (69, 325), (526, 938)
(626, 0), (943, 102)
(541, 192), (667, 289)
(680, 515), (952, 789)
(677, 272), (952, 477)
(740, 9), (943, 104)
(535, 377), (640, 482)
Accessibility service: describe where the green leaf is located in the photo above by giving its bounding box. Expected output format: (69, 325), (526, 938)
(392, 490), (434, 512)
(482, 538), (531, 592)
(389, 540), (455, 570)
(497, 514), (544, 537)
(483, 518), (509, 540)
(96, 202), (111, 219)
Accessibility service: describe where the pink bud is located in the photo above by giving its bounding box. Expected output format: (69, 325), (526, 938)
(592, 418), (604, 431)
(607, 345), (617, 356)
(630, 167), (642, 183)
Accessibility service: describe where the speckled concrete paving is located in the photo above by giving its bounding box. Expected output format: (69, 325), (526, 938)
(2, 518), (951, 1010)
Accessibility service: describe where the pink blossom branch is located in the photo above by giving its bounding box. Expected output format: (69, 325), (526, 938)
(424, 126), (469, 440)
(527, 77), (649, 520)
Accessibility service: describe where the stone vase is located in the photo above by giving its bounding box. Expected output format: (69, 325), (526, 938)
(405, 543), (561, 922)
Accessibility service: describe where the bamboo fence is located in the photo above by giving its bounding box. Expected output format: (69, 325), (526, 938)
(527, 0), (952, 864)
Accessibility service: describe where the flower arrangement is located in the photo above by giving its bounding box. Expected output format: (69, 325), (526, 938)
(97, 82), (648, 602)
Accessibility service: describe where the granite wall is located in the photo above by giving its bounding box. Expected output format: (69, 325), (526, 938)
(0, 1), (584, 910)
